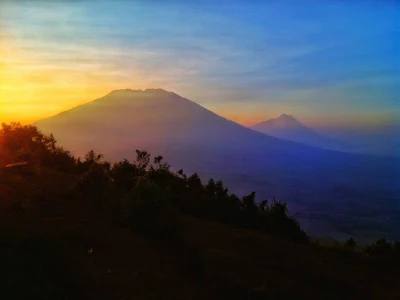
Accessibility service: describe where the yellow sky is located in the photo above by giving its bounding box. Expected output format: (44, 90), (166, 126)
(0, 30), (396, 130)
(1, 0), (398, 132)
(0, 38), (262, 126)
(0, 39), (110, 124)
(0, 11), (293, 127)
(0, 43), (395, 130)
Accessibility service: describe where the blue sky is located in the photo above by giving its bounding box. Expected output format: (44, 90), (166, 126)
(1, 0), (399, 127)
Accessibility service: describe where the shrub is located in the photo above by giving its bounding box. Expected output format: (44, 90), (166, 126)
(394, 241), (400, 254)
(345, 237), (356, 249)
(111, 159), (138, 192)
(365, 238), (392, 258)
(75, 160), (111, 203)
(121, 176), (181, 242)
(258, 200), (308, 243)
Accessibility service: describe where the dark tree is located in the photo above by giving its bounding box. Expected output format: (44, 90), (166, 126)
(345, 238), (356, 248)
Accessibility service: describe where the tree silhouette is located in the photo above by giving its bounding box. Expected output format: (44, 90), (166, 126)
(135, 150), (150, 173)
(1, 123), (309, 243)
(345, 238), (356, 249)
(365, 238), (392, 258)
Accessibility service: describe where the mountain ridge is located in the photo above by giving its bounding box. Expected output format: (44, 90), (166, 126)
(34, 88), (400, 241)
(35, 89), (321, 154)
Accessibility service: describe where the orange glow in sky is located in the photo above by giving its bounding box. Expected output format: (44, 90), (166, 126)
(1, 1), (398, 130)
(0, 38), (266, 126)
(0, 39), (122, 124)
(0, 36), (396, 130)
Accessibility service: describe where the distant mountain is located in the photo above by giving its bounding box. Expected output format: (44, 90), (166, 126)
(252, 114), (400, 157)
(251, 114), (348, 151)
(35, 89), (400, 241)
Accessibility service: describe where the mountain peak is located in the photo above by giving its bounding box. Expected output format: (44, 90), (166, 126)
(252, 114), (306, 131)
(144, 88), (169, 93)
(108, 88), (170, 95)
(279, 113), (295, 120)
(272, 114), (300, 126)
(109, 88), (137, 94)
(250, 113), (341, 150)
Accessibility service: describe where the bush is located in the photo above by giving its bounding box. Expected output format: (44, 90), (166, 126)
(74, 160), (111, 203)
(111, 159), (138, 192)
(365, 238), (392, 258)
(258, 200), (308, 243)
(394, 241), (400, 254)
(121, 176), (181, 242)
(345, 237), (356, 249)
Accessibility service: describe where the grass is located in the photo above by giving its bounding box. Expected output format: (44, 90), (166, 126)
(0, 196), (399, 300)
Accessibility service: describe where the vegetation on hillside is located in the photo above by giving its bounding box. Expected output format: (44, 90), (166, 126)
(1, 122), (307, 242)
(1, 122), (400, 299)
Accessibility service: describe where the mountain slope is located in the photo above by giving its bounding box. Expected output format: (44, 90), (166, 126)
(35, 89), (322, 177)
(251, 114), (347, 151)
(35, 89), (400, 241)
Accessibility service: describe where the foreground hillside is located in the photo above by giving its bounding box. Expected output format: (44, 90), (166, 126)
(1, 123), (399, 299)
(1, 206), (399, 300)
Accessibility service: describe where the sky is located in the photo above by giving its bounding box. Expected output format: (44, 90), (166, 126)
(0, 0), (399, 129)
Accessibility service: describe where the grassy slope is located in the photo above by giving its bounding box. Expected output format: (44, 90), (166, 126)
(0, 194), (399, 300)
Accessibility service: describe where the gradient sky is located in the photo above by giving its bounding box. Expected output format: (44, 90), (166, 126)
(0, 0), (399, 128)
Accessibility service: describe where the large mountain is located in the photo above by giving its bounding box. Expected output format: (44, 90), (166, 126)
(35, 89), (400, 241)
(251, 114), (348, 151)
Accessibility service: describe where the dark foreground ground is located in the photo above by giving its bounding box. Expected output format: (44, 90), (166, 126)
(0, 198), (399, 300)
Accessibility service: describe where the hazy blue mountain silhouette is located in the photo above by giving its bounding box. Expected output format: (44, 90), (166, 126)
(251, 114), (348, 151)
(252, 114), (400, 157)
(35, 89), (400, 241)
